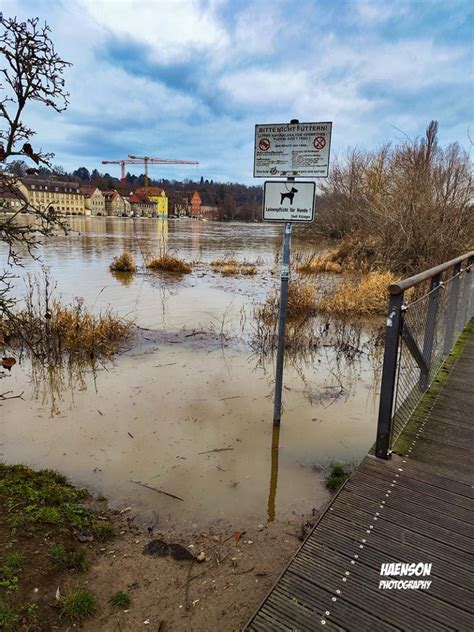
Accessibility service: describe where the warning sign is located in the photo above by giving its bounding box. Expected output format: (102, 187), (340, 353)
(254, 122), (332, 178)
(263, 181), (315, 223)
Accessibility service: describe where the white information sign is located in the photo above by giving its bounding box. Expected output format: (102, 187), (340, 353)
(254, 122), (332, 178)
(263, 181), (315, 222)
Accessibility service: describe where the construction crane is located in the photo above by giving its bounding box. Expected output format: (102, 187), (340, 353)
(101, 155), (199, 190)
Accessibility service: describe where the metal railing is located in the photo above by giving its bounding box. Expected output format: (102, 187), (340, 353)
(375, 251), (474, 459)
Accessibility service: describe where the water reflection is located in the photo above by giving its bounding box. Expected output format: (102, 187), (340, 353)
(267, 425), (280, 522)
(0, 219), (383, 526)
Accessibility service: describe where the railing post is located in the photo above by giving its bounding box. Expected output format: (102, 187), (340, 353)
(459, 255), (473, 327)
(443, 262), (462, 354)
(375, 292), (404, 459)
(419, 273), (442, 392)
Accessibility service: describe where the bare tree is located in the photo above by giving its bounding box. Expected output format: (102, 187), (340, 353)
(0, 13), (71, 317)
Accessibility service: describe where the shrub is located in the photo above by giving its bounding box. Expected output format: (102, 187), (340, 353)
(109, 251), (136, 273)
(60, 590), (97, 621)
(147, 255), (192, 273)
(317, 271), (397, 317)
(307, 122), (473, 275)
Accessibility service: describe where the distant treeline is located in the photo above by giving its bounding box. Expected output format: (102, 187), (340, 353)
(7, 161), (263, 221)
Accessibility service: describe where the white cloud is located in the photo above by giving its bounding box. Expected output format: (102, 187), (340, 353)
(77, 0), (230, 63)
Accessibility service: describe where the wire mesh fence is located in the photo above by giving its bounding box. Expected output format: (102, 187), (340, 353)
(375, 253), (473, 458)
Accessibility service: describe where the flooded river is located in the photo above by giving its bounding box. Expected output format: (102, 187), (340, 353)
(1, 218), (381, 530)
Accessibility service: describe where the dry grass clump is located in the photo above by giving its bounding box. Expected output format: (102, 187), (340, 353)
(147, 255), (192, 274)
(297, 250), (343, 274)
(257, 279), (316, 326)
(109, 251), (136, 273)
(241, 265), (257, 275)
(210, 257), (239, 268)
(18, 299), (132, 358)
(317, 271), (397, 317)
(5, 271), (133, 361)
(219, 264), (239, 276)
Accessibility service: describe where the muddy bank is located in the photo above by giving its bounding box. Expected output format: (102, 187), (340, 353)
(0, 461), (323, 631)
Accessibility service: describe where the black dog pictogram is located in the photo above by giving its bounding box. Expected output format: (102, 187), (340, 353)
(280, 187), (298, 205)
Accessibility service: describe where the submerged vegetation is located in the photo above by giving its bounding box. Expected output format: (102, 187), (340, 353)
(296, 250), (343, 275)
(1, 270), (133, 363)
(317, 271), (398, 317)
(147, 254), (193, 273)
(109, 251), (137, 273)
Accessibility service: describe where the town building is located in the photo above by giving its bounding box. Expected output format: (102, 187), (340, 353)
(167, 191), (191, 217)
(21, 177), (85, 215)
(188, 191), (220, 220)
(0, 179), (29, 213)
(103, 190), (127, 216)
(135, 187), (168, 218)
(80, 186), (105, 216)
(128, 191), (156, 217)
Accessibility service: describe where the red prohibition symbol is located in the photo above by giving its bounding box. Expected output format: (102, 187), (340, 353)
(314, 136), (326, 150)
(259, 138), (271, 151)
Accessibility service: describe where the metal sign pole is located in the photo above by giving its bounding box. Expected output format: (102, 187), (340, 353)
(273, 219), (292, 425)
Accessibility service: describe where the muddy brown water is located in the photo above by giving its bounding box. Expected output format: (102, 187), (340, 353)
(0, 218), (381, 531)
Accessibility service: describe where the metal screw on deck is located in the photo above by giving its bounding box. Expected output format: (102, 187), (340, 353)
(273, 219), (293, 425)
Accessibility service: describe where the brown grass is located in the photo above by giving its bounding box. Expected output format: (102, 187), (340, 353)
(297, 250), (343, 274)
(2, 270), (133, 362)
(241, 265), (257, 275)
(147, 255), (192, 274)
(257, 279), (316, 326)
(317, 271), (398, 317)
(219, 264), (239, 276)
(210, 257), (239, 268)
(109, 251), (136, 273)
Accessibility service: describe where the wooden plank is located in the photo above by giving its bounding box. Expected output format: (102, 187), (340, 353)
(291, 552), (464, 631)
(359, 460), (474, 509)
(349, 470), (474, 523)
(297, 545), (473, 618)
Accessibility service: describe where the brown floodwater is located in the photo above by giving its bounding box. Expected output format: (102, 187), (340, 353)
(0, 218), (381, 530)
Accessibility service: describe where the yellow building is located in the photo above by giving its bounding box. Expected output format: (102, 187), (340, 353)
(22, 177), (85, 215)
(135, 187), (168, 218)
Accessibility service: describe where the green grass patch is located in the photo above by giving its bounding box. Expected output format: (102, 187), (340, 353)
(92, 521), (116, 542)
(1, 464), (116, 548)
(0, 553), (23, 593)
(60, 589), (97, 622)
(325, 464), (349, 492)
(110, 590), (131, 608)
(49, 543), (89, 572)
(0, 599), (19, 630)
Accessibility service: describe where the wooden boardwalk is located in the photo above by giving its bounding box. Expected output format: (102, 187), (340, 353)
(245, 331), (474, 631)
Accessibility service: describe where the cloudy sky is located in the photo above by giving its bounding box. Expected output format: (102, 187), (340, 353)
(2, 0), (473, 183)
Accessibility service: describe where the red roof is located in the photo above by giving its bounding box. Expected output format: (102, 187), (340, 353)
(135, 187), (164, 197)
(129, 192), (153, 204)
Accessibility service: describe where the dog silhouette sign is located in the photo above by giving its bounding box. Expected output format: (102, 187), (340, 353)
(263, 180), (315, 222)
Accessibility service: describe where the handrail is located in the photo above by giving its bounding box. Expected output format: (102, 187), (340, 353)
(389, 251), (474, 294)
(375, 251), (474, 459)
